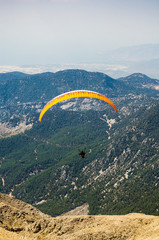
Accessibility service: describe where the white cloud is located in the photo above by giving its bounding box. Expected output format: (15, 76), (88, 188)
(0, 64), (128, 77)
(0, 65), (43, 74)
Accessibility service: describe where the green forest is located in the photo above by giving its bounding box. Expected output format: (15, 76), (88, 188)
(0, 103), (159, 217)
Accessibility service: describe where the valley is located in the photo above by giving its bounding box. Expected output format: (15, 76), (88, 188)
(0, 69), (159, 217)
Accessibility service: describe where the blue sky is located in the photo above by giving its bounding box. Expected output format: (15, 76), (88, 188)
(0, 0), (159, 65)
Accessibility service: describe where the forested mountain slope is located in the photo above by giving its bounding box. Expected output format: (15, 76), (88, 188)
(0, 70), (159, 216)
(0, 103), (159, 216)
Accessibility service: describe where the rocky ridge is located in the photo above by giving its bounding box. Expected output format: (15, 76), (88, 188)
(0, 193), (159, 240)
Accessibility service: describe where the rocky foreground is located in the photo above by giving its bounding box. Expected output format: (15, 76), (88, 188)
(0, 193), (159, 240)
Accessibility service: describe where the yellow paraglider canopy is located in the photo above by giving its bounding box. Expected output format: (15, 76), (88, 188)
(39, 90), (117, 122)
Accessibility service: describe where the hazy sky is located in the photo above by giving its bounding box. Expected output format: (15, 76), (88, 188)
(0, 0), (159, 65)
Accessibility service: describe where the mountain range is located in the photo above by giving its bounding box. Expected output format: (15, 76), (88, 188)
(0, 69), (159, 217)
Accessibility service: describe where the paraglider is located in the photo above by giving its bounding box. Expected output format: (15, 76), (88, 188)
(39, 90), (117, 158)
(78, 147), (87, 158)
(39, 90), (117, 122)
(79, 150), (86, 158)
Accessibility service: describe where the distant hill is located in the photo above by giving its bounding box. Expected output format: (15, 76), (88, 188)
(0, 70), (118, 106)
(0, 70), (158, 106)
(0, 69), (158, 124)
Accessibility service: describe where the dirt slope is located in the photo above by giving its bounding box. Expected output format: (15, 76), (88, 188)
(0, 193), (159, 240)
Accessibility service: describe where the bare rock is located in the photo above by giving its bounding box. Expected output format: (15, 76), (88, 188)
(1, 193), (159, 240)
